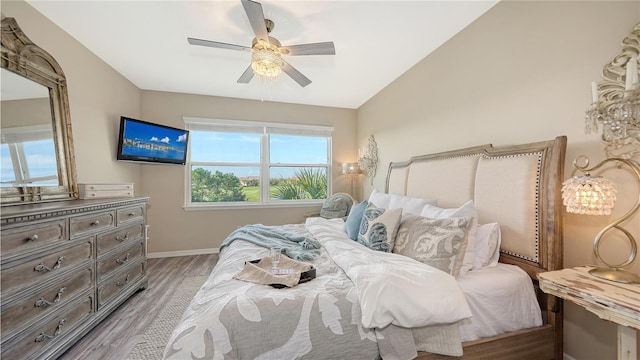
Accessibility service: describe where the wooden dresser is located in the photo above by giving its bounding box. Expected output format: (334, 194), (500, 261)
(0, 196), (149, 360)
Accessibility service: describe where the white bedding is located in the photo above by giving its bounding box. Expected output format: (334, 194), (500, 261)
(306, 217), (472, 329)
(308, 217), (542, 343)
(165, 219), (472, 360)
(457, 263), (543, 342)
(164, 217), (541, 359)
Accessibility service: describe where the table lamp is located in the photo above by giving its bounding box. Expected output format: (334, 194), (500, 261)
(561, 156), (640, 284)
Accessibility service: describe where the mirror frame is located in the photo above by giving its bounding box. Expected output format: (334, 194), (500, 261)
(1, 17), (78, 205)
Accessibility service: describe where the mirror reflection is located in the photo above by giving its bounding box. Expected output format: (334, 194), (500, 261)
(1, 68), (59, 187)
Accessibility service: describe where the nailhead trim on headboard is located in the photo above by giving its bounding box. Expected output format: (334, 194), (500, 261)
(387, 136), (566, 280)
(481, 151), (543, 264)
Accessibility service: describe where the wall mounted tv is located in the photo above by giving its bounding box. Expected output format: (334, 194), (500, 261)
(117, 116), (189, 165)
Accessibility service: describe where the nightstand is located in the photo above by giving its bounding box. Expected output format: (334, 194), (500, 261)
(538, 266), (640, 360)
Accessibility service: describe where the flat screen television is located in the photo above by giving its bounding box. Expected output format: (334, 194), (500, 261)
(117, 116), (189, 165)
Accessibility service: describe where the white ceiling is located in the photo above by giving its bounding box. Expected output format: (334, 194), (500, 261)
(26, 0), (498, 109)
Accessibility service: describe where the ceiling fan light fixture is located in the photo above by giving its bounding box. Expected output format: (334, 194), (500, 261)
(251, 43), (284, 80)
(187, 2), (334, 87)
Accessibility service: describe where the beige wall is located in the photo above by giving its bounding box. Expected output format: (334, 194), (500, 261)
(1, 0), (143, 186)
(4, 0), (639, 358)
(140, 91), (357, 254)
(357, 1), (639, 359)
(1, 1), (358, 256)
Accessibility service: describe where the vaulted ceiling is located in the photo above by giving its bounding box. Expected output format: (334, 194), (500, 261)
(27, 1), (498, 109)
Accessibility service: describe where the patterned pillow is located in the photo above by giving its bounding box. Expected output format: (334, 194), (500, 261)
(394, 214), (473, 277)
(320, 193), (353, 219)
(357, 204), (402, 252)
(420, 200), (478, 276)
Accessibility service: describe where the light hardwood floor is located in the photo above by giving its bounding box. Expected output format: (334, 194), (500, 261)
(59, 254), (218, 360)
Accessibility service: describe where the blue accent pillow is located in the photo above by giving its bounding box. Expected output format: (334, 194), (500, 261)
(344, 201), (368, 240)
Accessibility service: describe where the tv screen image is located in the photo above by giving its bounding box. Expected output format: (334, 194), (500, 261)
(117, 116), (189, 165)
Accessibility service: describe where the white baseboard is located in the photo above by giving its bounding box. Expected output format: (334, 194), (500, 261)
(147, 248), (219, 259)
(563, 353), (577, 360)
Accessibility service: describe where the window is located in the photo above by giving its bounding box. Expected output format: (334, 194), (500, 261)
(184, 118), (333, 207)
(1, 125), (58, 187)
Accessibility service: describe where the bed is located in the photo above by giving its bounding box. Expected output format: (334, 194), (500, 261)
(163, 136), (566, 360)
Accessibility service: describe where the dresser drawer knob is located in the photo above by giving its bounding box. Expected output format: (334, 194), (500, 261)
(28, 234), (39, 242)
(90, 220), (100, 226)
(128, 212), (136, 217)
(116, 253), (130, 265)
(116, 274), (131, 287)
(34, 256), (65, 272)
(35, 287), (66, 308)
(35, 319), (66, 342)
(115, 232), (130, 242)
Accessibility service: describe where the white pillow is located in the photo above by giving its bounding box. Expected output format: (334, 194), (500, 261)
(420, 200), (478, 276)
(388, 194), (437, 215)
(368, 189), (437, 215)
(368, 189), (393, 209)
(473, 223), (501, 269)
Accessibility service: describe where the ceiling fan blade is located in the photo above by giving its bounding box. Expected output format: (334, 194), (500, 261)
(188, 37), (250, 52)
(237, 65), (254, 84)
(241, 0), (269, 44)
(281, 42), (336, 56)
(282, 60), (311, 87)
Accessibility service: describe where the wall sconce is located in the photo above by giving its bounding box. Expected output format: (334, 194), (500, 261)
(358, 135), (378, 185)
(341, 162), (362, 197)
(561, 155), (640, 284)
(586, 23), (640, 159)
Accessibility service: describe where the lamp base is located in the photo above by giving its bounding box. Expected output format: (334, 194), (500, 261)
(588, 267), (640, 284)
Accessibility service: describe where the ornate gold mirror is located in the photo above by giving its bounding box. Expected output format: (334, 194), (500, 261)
(1, 17), (78, 205)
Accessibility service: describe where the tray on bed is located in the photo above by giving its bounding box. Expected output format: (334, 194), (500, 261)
(248, 259), (316, 288)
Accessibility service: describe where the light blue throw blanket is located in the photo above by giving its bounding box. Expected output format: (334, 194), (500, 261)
(220, 224), (321, 261)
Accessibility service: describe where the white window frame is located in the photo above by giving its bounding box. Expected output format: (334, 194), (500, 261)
(1, 124), (57, 186)
(183, 117), (333, 210)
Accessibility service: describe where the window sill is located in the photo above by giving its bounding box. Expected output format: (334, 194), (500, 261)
(183, 201), (323, 211)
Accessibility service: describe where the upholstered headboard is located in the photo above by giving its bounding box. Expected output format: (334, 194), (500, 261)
(385, 136), (567, 278)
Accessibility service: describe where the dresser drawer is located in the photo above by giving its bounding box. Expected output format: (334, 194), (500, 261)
(1, 219), (67, 259)
(79, 184), (134, 200)
(80, 189), (134, 199)
(1, 240), (93, 294)
(1, 266), (94, 338)
(69, 210), (115, 238)
(96, 223), (144, 256)
(97, 241), (144, 281)
(0, 196), (149, 360)
(97, 260), (144, 309)
(1, 294), (94, 360)
(79, 183), (133, 192)
(116, 204), (145, 225)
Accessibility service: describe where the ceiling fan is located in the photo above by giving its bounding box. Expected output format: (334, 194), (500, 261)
(188, 0), (335, 87)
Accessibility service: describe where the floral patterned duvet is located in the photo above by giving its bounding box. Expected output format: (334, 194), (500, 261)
(163, 219), (468, 360)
